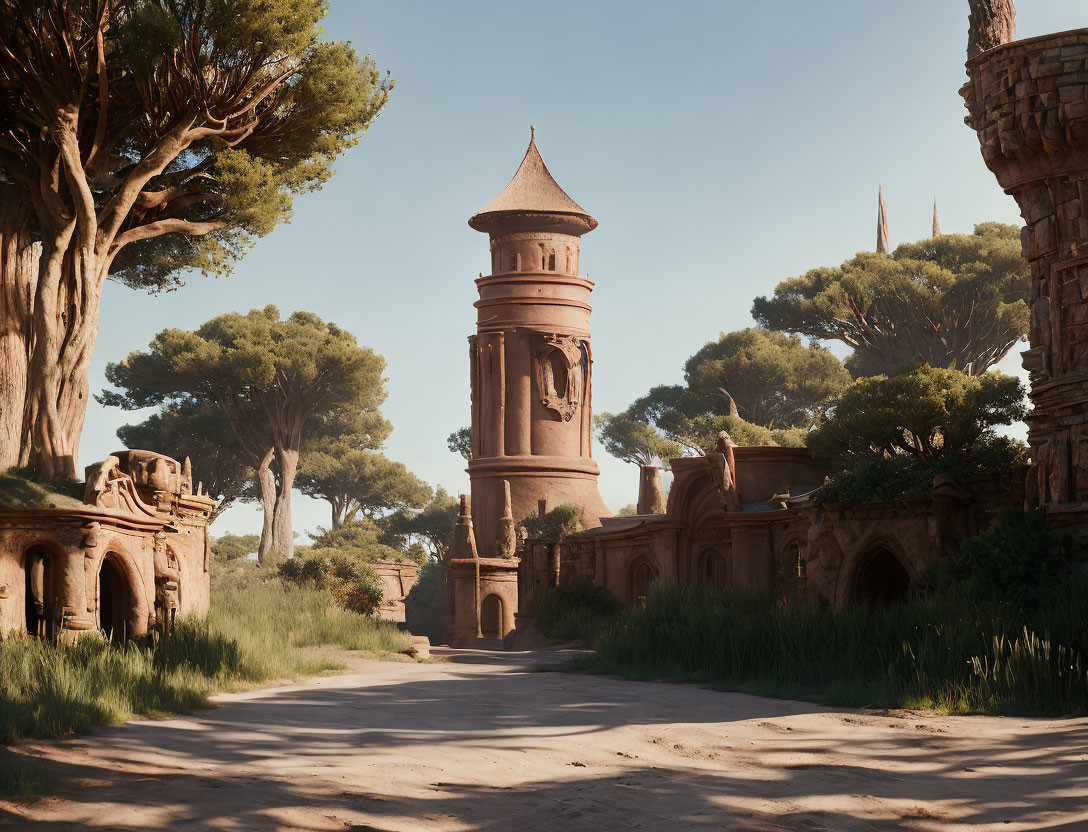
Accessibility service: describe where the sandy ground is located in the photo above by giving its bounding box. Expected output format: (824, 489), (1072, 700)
(1, 649), (1087, 832)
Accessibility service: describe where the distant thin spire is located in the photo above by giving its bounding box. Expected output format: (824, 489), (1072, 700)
(876, 186), (890, 254)
(932, 197), (942, 237)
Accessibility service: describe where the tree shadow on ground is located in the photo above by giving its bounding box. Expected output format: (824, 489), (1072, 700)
(0, 651), (1085, 831)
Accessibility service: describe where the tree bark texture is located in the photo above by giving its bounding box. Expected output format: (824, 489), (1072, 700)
(270, 444), (300, 562)
(0, 185), (37, 469)
(256, 448), (277, 565)
(968, 0), (1016, 59)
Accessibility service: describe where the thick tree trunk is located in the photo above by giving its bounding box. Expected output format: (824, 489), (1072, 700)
(20, 230), (100, 480)
(0, 186), (38, 469)
(255, 447), (277, 565)
(968, 0), (1016, 58)
(270, 445), (299, 562)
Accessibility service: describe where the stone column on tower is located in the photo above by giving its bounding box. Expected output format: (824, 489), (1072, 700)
(466, 128), (611, 556)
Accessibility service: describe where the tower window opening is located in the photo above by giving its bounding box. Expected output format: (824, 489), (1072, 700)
(508, 252), (519, 271)
(547, 252), (556, 271)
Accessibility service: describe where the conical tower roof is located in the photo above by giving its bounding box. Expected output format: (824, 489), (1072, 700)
(469, 128), (597, 234)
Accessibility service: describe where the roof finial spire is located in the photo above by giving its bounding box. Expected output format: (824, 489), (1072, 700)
(932, 196), (942, 237)
(876, 186), (890, 254)
(530, 124), (535, 140)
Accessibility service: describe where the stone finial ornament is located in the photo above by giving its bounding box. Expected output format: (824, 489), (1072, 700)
(453, 494), (479, 559)
(932, 197), (941, 238)
(876, 186), (890, 254)
(968, 0), (1016, 59)
(495, 480), (517, 558)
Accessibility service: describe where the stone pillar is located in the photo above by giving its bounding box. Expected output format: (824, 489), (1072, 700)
(637, 466), (666, 514)
(963, 29), (1088, 529)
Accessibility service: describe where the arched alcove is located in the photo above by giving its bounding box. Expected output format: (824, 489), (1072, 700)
(630, 557), (658, 603)
(480, 594), (503, 638)
(23, 545), (54, 638)
(695, 548), (728, 590)
(99, 555), (133, 641)
(854, 547), (910, 607)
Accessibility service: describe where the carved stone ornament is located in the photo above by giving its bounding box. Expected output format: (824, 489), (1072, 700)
(533, 333), (585, 421)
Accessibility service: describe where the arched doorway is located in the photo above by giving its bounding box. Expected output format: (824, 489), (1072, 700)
(98, 556), (131, 641)
(480, 594), (502, 638)
(24, 546), (53, 638)
(630, 558), (657, 603)
(696, 548), (728, 590)
(854, 547), (910, 607)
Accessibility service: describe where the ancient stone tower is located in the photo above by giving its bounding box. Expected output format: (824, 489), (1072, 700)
(962, 26), (1088, 531)
(466, 129), (611, 554)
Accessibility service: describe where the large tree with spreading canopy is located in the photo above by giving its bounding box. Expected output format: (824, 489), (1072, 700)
(752, 224), (1029, 378)
(101, 306), (390, 563)
(0, 0), (391, 477)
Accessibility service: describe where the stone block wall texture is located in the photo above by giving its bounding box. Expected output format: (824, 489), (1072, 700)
(963, 29), (1088, 525)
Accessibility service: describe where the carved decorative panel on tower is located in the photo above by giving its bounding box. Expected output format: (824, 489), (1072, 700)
(533, 333), (586, 422)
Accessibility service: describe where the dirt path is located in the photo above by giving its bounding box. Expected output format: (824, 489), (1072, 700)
(2, 649), (1086, 831)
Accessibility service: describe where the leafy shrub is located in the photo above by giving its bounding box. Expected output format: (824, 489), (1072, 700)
(528, 577), (622, 643)
(519, 503), (584, 541)
(919, 508), (1074, 611)
(404, 560), (444, 641)
(309, 517), (414, 564)
(210, 532), (260, 561)
(809, 364), (1026, 467)
(819, 436), (1028, 504)
(277, 549), (384, 616)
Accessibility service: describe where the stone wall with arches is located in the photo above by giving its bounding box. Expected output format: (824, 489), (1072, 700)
(0, 450), (214, 641)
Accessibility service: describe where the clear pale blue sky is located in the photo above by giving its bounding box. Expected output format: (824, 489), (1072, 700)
(84, 1), (1085, 540)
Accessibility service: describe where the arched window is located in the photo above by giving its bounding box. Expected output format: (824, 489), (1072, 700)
(547, 252), (556, 271)
(508, 252), (520, 272)
(696, 548), (728, 590)
(481, 594), (503, 638)
(566, 246), (573, 274)
(630, 558), (657, 603)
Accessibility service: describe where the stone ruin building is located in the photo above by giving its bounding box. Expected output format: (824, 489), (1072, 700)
(0, 450), (214, 641)
(447, 123), (1027, 645)
(450, 8), (1088, 643)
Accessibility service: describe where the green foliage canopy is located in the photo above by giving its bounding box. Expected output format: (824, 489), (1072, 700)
(682, 329), (850, 428)
(447, 428), (472, 461)
(0, 0), (393, 292)
(807, 364), (1027, 469)
(382, 487), (458, 564)
(210, 533), (260, 562)
(296, 442), (431, 529)
(101, 306), (390, 561)
(752, 224), (1029, 376)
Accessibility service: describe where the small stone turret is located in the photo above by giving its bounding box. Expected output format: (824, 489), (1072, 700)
(495, 480), (517, 558)
(637, 466), (666, 515)
(452, 494), (479, 559)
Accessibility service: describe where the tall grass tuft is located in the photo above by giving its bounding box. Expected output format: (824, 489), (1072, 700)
(537, 579), (1088, 717)
(0, 561), (412, 795)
